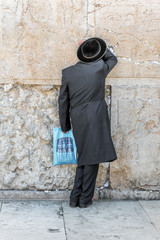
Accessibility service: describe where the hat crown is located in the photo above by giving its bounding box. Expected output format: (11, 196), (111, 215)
(81, 39), (101, 59)
(77, 37), (107, 63)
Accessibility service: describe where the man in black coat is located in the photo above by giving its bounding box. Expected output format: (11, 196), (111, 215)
(58, 37), (118, 208)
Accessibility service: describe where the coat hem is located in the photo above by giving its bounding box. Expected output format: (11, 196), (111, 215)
(77, 157), (118, 166)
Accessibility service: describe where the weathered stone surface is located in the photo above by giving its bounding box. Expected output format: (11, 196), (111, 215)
(1, 0), (87, 83)
(62, 200), (160, 240)
(99, 189), (160, 200)
(110, 85), (160, 190)
(0, 84), (109, 190)
(0, 200), (66, 240)
(0, 189), (160, 200)
(1, 0), (160, 84)
(0, 0), (160, 194)
(3, 173), (17, 186)
(90, 0), (160, 78)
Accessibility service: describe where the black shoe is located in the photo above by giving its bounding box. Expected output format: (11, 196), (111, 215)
(69, 201), (79, 208)
(79, 200), (92, 208)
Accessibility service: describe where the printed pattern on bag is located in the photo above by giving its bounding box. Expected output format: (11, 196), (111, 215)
(53, 127), (77, 166)
(56, 137), (74, 153)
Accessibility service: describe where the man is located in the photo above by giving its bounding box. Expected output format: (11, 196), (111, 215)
(58, 37), (118, 208)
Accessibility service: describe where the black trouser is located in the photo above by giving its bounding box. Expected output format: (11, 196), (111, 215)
(70, 164), (99, 204)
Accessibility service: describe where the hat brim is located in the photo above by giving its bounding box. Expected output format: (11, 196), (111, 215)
(77, 37), (107, 63)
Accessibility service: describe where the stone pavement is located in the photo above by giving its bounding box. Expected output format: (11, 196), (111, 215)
(0, 199), (160, 240)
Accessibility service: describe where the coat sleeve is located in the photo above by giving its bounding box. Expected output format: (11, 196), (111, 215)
(102, 46), (118, 77)
(58, 71), (71, 132)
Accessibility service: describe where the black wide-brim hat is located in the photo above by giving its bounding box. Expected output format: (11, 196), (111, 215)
(77, 37), (107, 63)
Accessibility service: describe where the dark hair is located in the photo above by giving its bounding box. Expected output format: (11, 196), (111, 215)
(81, 39), (101, 58)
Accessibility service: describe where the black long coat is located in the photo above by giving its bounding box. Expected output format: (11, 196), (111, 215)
(58, 47), (118, 166)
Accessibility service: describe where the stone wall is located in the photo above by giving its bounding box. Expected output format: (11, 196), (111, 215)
(0, 0), (160, 193)
(1, 0), (160, 85)
(0, 83), (109, 190)
(110, 85), (160, 191)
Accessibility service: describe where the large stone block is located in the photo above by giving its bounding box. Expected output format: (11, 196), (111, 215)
(90, 0), (160, 78)
(0, 84), (109, 190)
(1, 0), (160, 84)
(1, 0), (87, 83)
(110, 85), (160, 190)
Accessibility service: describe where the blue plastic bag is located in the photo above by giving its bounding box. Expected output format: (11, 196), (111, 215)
(53, 127), (77, 166)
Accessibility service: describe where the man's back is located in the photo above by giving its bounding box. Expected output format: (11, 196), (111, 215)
(58, 46), (118, 132)
(62, 59), (106, 108)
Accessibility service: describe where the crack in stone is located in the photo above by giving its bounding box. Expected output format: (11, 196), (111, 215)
(85, 0), (89, 38)
(139, 201), (160, 238)
(133, 92), (156, 130)
(61, 202), (68, 240)
(62, 29), (78, 46)
(118, 56), (160, 66)
(91, 27), (159, 57)
(0, 201), (3, 212)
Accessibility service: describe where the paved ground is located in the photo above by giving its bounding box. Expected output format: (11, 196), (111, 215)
(0, 199), (160, 240)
